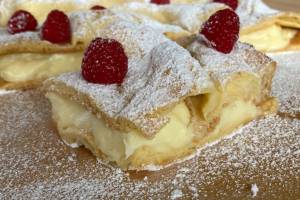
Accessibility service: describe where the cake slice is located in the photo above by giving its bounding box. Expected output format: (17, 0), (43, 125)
(44, 11), (277, 169)
(0, 8), (187, 89)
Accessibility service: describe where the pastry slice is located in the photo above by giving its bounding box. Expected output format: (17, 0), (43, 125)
(0, 0), (120, 26)
(44, 13), (277, 170)
(238, 0), (300, 52)
(112, 2), (227, 33)
(44, 23), (215, 169)
(113, 0), (300, 52)
(0, 0), (211, 26)
(0, 8), (187, 89)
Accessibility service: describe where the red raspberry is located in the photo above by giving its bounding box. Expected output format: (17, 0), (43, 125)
(7, 10), (38, 34)
(41, 10), (71, 44)
(213, 0), (238, 10)
(90, 5), (106, 10)
(82, 38), (128, 85)
(150, 0), (170, 5)
(200, 9), (240, 54)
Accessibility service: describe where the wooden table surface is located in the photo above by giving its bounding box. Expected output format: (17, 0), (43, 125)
(264, 0), (300, 12)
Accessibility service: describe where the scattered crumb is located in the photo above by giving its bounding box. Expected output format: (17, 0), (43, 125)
(0, 90), (16, 95)
(171, 189), (183, 200)
(251, 184), (259, 198)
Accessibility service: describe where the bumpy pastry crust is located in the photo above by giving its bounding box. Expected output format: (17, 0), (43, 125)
(0, 0), (140, 26)
(44, 20), (214, 137)
(238, 0), (300, 51)
(0, 7), (189, 55)
(44, 20), (277, 140)
(0, 0), (212, 26)
(238, 0), (300, 33)
(113, 0), (300, 51)
(0, 9), (188, 89)
(187, 36), (277, 103)
(111, 2), (227, 33)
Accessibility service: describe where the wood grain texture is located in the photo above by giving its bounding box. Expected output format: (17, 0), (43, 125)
(264, 0), (300, 12)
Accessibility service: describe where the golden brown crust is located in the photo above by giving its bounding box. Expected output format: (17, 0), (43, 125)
(49, 98), (208, 170)
(51, 95), (277, 170)
(0, 78), (43, 90)
(0, 31), (85, 56)
(240, 12), (300, 35)
(240, 12), (300, 51)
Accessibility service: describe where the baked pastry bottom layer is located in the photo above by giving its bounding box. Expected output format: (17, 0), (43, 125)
(46, 89), (276, 170)
(0, 52), (83, 89)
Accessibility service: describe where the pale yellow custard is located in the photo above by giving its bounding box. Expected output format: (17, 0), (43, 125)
(0, 52), (83, 82)
(47, 93), (195, 168)
(240, 24), (297, 52)
(47, 85), (265, 169)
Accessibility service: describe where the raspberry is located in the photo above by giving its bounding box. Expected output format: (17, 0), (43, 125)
(82, 38), (128, 84)
(7, 10), (38, 34)
(90, 5), (106, 10)
(213, 0), (238, 10)
(41, 10), (71, 44)
(150, 0), (170, 5)
(200, 9), (240, 54)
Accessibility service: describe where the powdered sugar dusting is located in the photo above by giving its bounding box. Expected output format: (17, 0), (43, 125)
(188, 38), (274, 85)
(171, 189), (183, 199)
(113, 2), (226, 33)
(0, 9), (185, 55)
(46, 21), (213, 136)
(269, 52), (300, 116)
(1, 90), (299, 199)
(111, 0), (288, 34)
(237, 0), (279, 28)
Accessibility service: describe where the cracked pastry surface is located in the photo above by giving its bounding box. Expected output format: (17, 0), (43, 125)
(0, 0), (210, 26)
(45, 45), (213, 169)
(0, 9), (187, 89)
(44, 20), (277, 169)
(112, 0), (300, 52)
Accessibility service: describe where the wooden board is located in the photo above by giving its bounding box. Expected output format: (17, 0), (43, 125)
(1, 51), (300, 199)
(264, 0), (300, 12)
(1, 1), (300, 200)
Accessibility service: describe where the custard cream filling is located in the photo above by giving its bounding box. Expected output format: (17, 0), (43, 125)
(211, 100), (259, 136)
(47, 87), (261, 167)
(0, 52), (83, 82)
(240, 24), (298, 52)
(46, 93), (194, 164)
